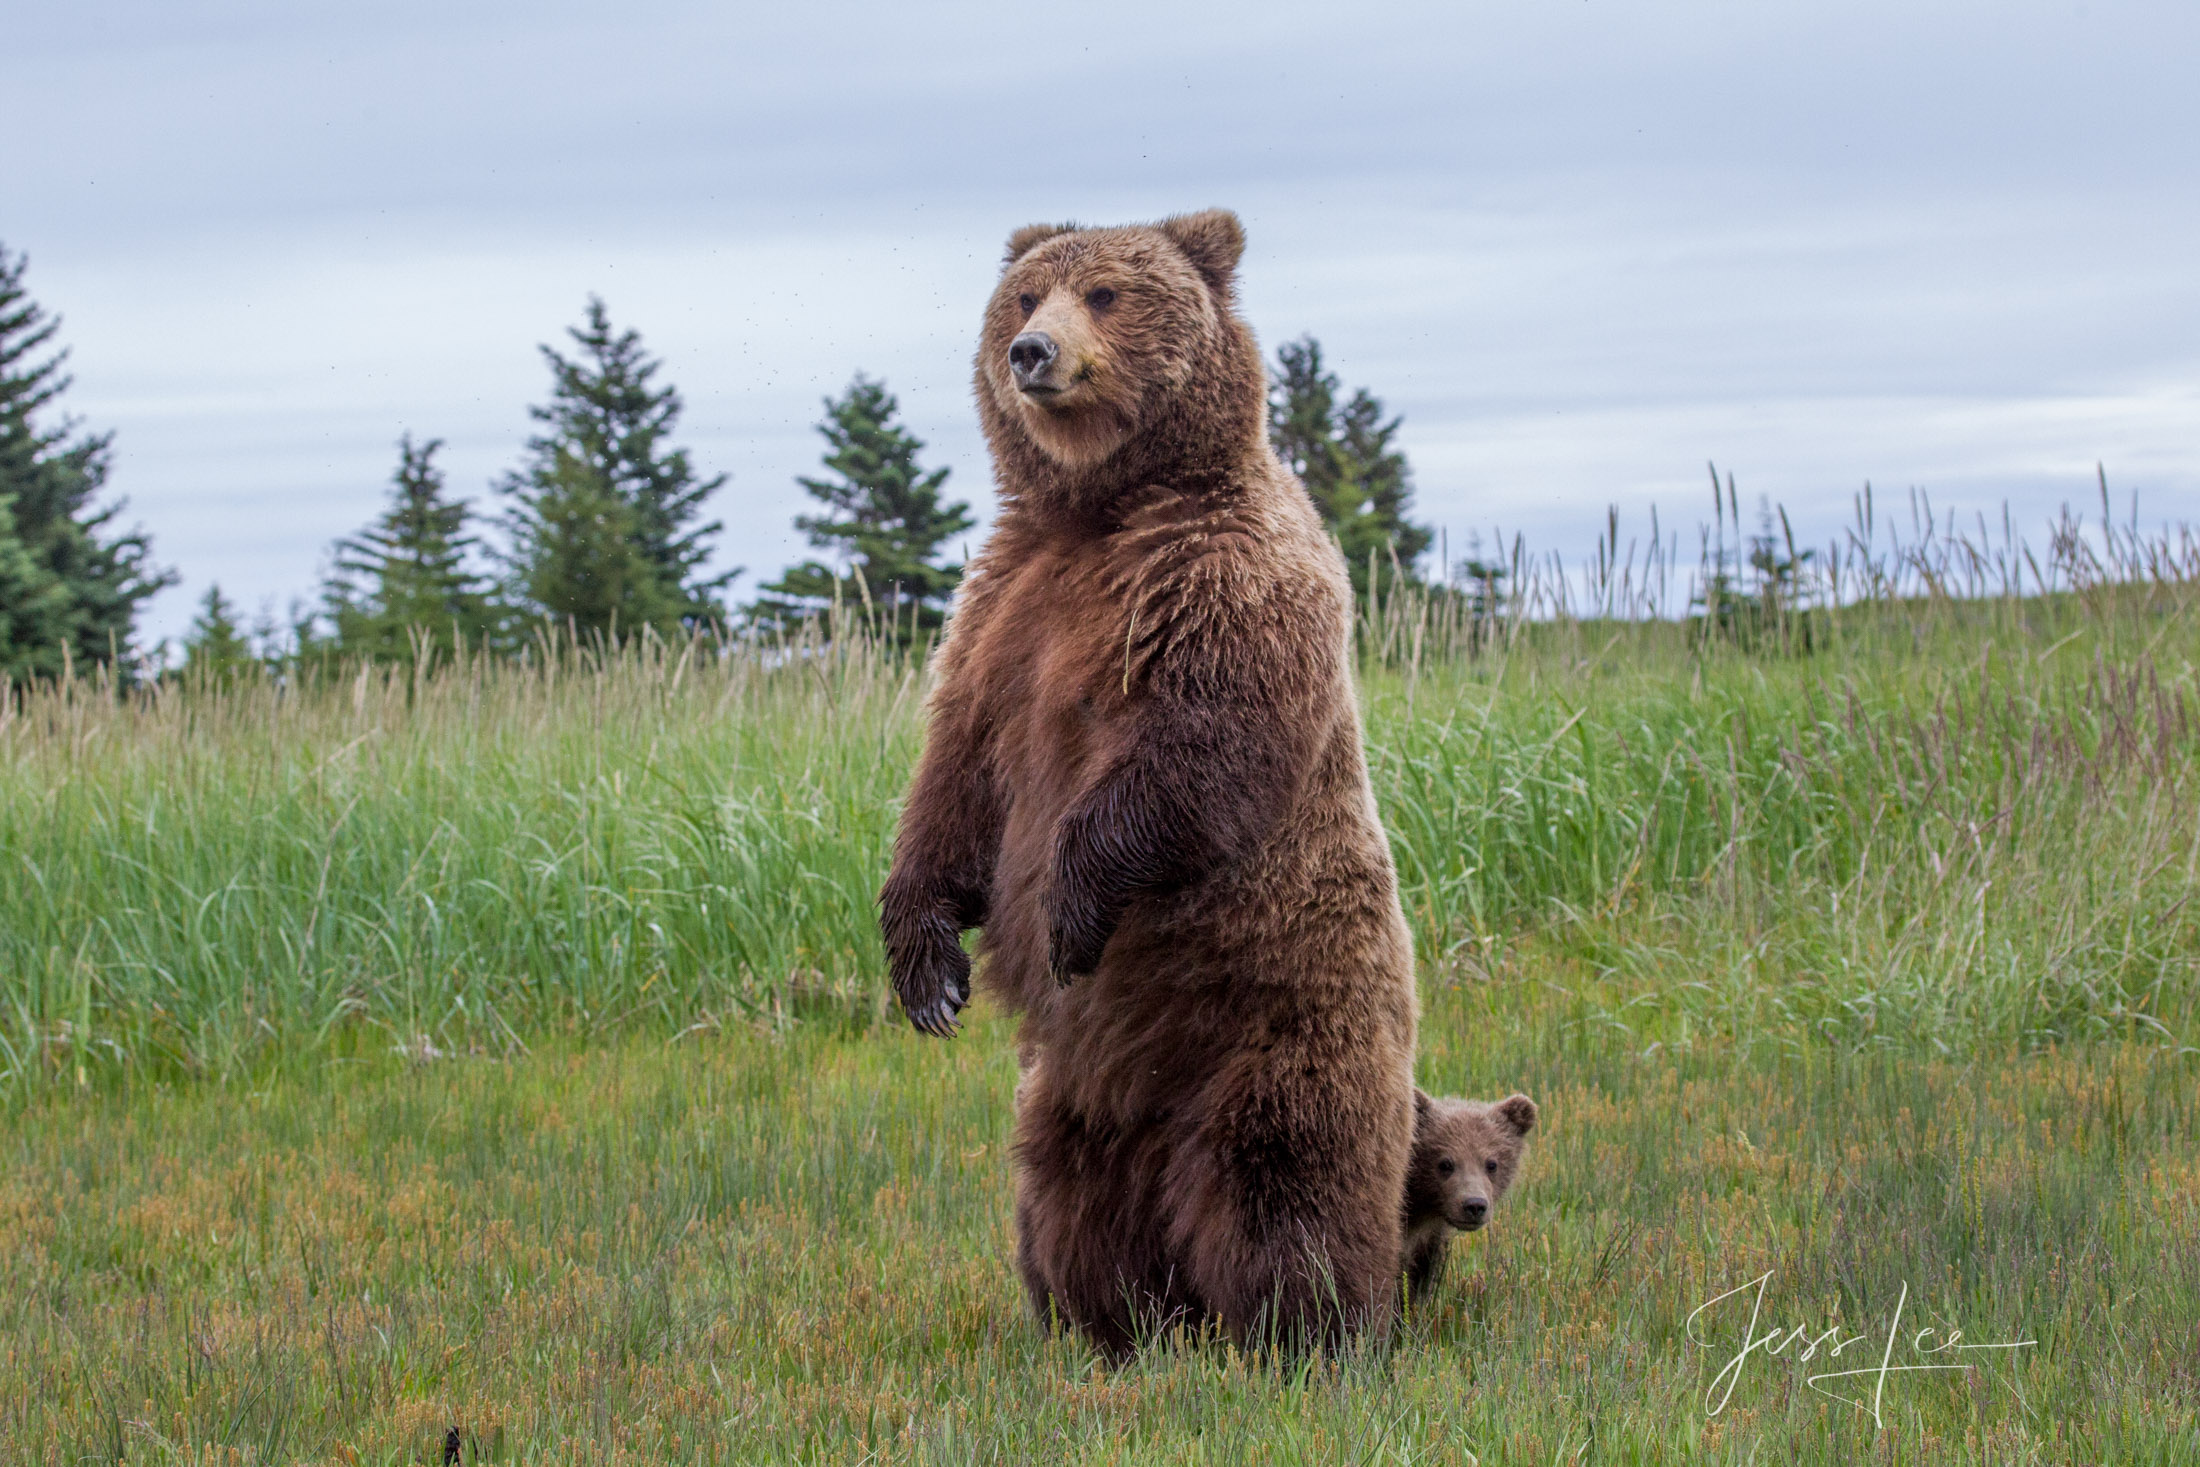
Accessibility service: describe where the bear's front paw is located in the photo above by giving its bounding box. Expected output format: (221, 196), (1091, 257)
(893, 938), (972, 1038)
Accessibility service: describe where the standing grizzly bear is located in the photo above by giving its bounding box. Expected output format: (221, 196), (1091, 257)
(1401, 1089), (1538, 1301)
(879, 209), (1419, 1357)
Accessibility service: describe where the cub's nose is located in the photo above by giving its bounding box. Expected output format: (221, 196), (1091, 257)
(1009, 331), (1059, 386)
(1459, 1200), (1489, 1230)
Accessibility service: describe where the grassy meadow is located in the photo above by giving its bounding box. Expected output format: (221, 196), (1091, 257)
(4, 500), (2199, 1462)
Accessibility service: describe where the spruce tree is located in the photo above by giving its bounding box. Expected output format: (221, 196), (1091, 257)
(179, 585), (256, 681)
(1269, 337), (1342, 507)
(761, 376), (976, 633)
(0, 490), (70, 681)
(500, 297), (734, 638)
(505, 451), (670, 636)
(0, 243), (173, 680)
(1268, 336), (1433, 595)
(754, 375), (973, 637)
(326, 435), (498, 660)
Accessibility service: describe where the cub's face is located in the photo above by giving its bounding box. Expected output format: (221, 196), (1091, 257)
(1408, 1091), (1538, 1232)
(978, 210), (1244, 470)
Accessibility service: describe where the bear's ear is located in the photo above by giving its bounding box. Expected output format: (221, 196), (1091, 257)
(1413, 1087), (1433, 1125)
(1496, 1094), (1538, 1137)
(1158, 208), (1245, 294)
(1005, 222), (1077, 266)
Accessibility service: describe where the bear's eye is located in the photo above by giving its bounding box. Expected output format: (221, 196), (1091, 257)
(1087, 286), (1117, 310)
(1436, 1159), (1454, 1177)
(1017, 292), (1038, 316)
(1484, 1159), (1499, 1177)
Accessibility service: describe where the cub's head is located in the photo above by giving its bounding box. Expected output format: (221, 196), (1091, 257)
(1407, 1089), (1538, 1232)
(977, 209), (1258, 476)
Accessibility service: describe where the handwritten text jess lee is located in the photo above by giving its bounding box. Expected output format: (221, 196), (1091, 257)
(1686, 1271), (2034, 1429)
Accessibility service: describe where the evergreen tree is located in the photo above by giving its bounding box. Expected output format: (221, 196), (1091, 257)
(1267, 336), (1433, 595)
(0, 490), (71, 681)
(754, 375), (973, 637)
(506, 452), (672, 636)
(500, 297), (734, 637)
(1268, 337), (1342, 508)
(0, 243), (173, 680)
(326, 435), (498, 660)
(179, 585), (256, 681)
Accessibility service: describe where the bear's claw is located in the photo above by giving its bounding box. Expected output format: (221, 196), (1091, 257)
(889, 928), (971, 1039)
(907, 998), (960, 1038)
(899, 964), (970, 1038)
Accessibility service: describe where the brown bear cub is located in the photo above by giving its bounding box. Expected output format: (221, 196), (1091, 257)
(879, 210), (1420, 1358)
(1402, 1089), (1538, 1301)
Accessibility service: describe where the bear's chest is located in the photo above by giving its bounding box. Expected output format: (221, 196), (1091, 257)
(974, 546), (1141, 763)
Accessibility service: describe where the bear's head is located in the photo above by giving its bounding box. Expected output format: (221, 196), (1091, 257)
(1406, 1090), (1538, 1233)
(976, 209), (1264, 496)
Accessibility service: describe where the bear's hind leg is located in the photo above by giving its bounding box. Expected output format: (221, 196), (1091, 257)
(1015, 1085), (1197, 1358)
(1170, 1070), (1410, 1352)
(1184, 1216), (1397, 1352)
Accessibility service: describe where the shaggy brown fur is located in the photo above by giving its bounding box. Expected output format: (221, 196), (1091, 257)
(878, 209), (1419, 1356)
(1401, 1089), (1537, 1301)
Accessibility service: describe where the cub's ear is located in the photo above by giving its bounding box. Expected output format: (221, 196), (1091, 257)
(1005, 222), (1077, 266)
(1158, 208), (1245, 293)
(1496, 1093), (1538, 1137)
(1413, 1087), (1434, 1124)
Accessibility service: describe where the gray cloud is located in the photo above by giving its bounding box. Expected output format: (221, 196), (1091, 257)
(8, 0), (2196, 641)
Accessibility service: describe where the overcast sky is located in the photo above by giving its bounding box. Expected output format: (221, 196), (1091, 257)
(9, 0), (2198, 644)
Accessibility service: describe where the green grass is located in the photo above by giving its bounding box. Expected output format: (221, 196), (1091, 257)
(6, 987), (2195, 1463)
(5, 586), (2195, 1078)
(4, 524), (2200, 1461)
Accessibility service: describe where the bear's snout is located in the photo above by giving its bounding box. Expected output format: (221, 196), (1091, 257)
(1009, 331), (1060, 389)
(1454, 1197), (1489, 1230)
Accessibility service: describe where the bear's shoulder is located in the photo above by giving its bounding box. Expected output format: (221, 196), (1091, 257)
(1104, 485), (1346, 693)
(1112, 474), (1338, 600)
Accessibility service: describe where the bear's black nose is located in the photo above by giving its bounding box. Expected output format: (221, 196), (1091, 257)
(1460, 1199), (1489, 1229)
(1009, 331), (1059, 386)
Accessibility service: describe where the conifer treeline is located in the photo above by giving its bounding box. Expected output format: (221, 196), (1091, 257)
(311, 297), (738, 662)
(0, 242), (1434, 682)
